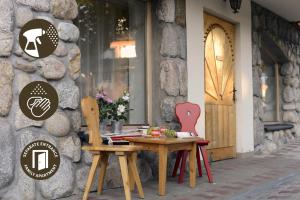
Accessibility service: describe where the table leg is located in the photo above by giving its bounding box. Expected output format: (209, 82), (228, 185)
(189, 142), (196, 188)
(158, 145), (168, 196)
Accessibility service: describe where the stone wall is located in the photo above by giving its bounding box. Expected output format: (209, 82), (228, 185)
(0, 0), (87, 199)
(252, 2), (300, 154)
(152, 0), (187, 129)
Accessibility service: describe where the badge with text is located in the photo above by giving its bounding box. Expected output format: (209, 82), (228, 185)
(19, 19), (58, 58)
(20, 140), (60, 180)
(19, 81), (58, 121)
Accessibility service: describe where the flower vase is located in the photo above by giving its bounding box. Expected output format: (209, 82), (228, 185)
(111, 120), (124, 133)
(100, 119), (109, 134)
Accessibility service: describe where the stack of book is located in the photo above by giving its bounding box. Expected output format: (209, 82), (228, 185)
(102, 132), (143, 145)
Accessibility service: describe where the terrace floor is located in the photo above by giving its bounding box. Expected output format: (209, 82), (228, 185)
(62, 139), (300, 200)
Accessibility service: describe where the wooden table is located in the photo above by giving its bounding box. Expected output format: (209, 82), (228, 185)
(125, 137), (201, 196)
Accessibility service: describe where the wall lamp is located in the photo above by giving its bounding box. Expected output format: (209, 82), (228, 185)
(224, 0), (242, 13)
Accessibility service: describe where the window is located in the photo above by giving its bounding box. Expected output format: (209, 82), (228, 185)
(76, 0), (147, 124)
(261, 64), (279, 122)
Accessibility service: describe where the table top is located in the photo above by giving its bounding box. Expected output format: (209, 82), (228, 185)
(124, 136), (202, 145)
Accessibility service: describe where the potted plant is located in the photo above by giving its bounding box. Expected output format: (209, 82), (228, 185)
(96, 90), (130, 133)
(111, 91), (130, 133)
(95, 90), (113, 133)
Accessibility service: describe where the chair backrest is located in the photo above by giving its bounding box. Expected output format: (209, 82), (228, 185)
(81, 96), (102, 146)
(175, 102), (201, 136)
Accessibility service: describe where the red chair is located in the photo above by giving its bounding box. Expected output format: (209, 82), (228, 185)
(172, 102), (213, 183)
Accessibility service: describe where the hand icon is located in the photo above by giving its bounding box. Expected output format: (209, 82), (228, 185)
(27, 97), (51, 118)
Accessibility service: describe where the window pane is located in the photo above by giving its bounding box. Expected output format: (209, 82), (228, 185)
(76, 0), (146, 124)
(261, 65), (277, 122)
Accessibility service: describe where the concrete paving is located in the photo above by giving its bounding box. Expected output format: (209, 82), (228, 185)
(62, 139), (300, 200)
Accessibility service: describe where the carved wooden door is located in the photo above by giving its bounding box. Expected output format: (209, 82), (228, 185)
(204, 13), (236, 161)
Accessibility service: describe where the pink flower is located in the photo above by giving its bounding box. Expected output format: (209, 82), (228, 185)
(96, 93), (105, 100)
(96, 91), (113, 104)
(105, 97), (113, 103)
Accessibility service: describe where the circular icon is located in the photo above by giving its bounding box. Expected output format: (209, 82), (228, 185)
(19, 81), (58, 121)
(19, 19), (59, 58)
(20, 140), (60, 180)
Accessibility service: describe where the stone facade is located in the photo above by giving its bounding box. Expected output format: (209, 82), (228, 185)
(0, 0), (186, 199)
(252, 2), (300, 154)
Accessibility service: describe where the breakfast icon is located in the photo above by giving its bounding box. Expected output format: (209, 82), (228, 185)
(19, 81), (58, 121)
(19, 19), (58, 58)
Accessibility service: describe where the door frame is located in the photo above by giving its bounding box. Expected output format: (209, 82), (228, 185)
(185, 0), (254, 154)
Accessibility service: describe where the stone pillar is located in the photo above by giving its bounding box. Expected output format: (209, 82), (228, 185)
(0, 0), (85, 199)
(154, 0), (187, 129)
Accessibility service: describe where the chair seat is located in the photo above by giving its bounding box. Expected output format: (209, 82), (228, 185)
(197, 140), (209, 145)
(82, 145), (144, 152)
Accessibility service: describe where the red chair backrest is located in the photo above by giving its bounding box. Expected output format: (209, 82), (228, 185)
(175, 102), (200, 136)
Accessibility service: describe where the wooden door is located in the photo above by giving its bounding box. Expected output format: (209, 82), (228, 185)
(204, 13), (236, 161)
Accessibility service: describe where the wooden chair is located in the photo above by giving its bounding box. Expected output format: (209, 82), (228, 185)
(172, 102), (213, 183)
(81, 96), (144, 200)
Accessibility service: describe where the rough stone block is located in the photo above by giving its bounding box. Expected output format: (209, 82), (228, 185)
(160, 24), (186, 59)
(161, 97), (175, 122)
(54, 79), (79, 109)
(252, 66), (262, 97)
(254, 119), (264, 146)
(284, 77), (300, 88)
(0, 31), (13, 56)
(160, 58), (187, 96)
(295, 103), (300, 112)
(281, 62), (294, 76)
(15, 6), (33, 28)
(16, 0), (50, 12)
(137, 158), (153, 182)
(157, 0), (175, 23)
(38, 156), (74, 199)
(38, 56), (66, 80)
(0, 59), (13, 116)
(0, 119), (14, 189)
(282, 103), (296, 111)
(76, 165), (99, 192)
(283, 86), (295, 103)
(14, 72), (31, 94)
(253, 97), (263, 120)
(45, 111), (71, 137)
(252, 44), (261, 66)
(12, 56), (37, 73)
(0, 0), (13, 32)
(53, 40), (68, 57)
(2, 130), (36, 200)
(68, 45), (81, 80)
(58, 22), (79, 42)
(51, 0), (78, 20)
(15, 109), (44, 130)
(65, 110), (81, 132)
(82, 150), (92, 165)
(58, 135), (81, 162)
(283, 111), (298, 123)
(264, 140), (277, 154)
